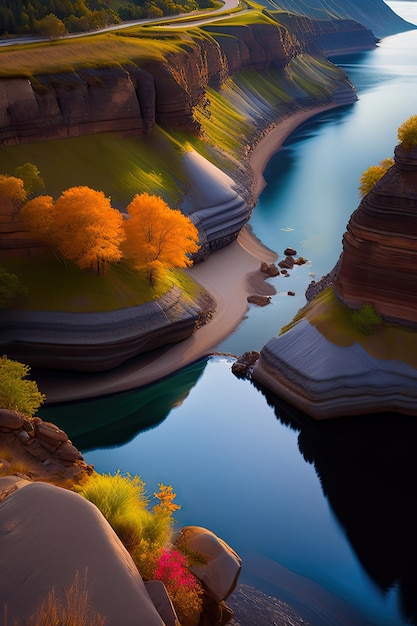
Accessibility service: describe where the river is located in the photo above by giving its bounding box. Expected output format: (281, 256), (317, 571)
(39, 4), (417, 625)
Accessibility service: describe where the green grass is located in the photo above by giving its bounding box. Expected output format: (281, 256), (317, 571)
(2, 253), (173, 312)
(194, 85), (252, 156)
(282, 287), (417, 370)
(0, 128), (187, 209)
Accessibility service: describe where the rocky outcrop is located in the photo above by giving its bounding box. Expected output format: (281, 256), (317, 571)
(0, 477), (172, 626)
(174, 526), (242, 624)
(270, 12), (378, 56)
(0, 408), (92, 483)
(0, 420), (242, 626)
(334, 145), (417, 327)
(181, 150), (250, 253)
(252, 318), (417, 418)
(0, 285), (209, 371)
(252, 140), (417, 419)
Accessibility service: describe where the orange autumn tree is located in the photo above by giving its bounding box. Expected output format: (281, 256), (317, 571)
(51, 187), (125, 274)
(21, 186), (125, 275)
(123, 193), (200, 285)
(20, 195), (55, 244)
(0, 175), (27, 215)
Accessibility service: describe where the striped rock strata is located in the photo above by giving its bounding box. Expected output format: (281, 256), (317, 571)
(252, 318), (417, 419)
(252, 143), (417, 418)
(334, 145), (417, 326)
(0, 285), (206, 371)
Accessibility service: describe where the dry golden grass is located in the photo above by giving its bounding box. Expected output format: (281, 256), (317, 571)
(3, 571), (106, 626)
(0, 31), (186, 77)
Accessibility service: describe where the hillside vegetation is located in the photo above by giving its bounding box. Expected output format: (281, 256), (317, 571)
(0, 0), (217, 36)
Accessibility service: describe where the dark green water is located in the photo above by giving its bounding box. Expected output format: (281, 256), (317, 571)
(40, 5), (417, 625)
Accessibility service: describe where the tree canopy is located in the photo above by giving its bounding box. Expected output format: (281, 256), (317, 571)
(0, 0), (215, 35)
(13, 163), (45, 198)
(123, 192), (200, 284)
(50, 186), (125, 274)
(18, 182), (200, 283)
(0, 267), (27, 308)
(0, 355), (45, 417)
(0, 175), (27, 215)
(20, 195), (55, 244)
(397, 114), (417, 150)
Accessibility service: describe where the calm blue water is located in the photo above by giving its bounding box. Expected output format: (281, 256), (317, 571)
(40, 5), (417, 625)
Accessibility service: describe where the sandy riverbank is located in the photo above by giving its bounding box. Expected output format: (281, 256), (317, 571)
(37, 103), (337, 404)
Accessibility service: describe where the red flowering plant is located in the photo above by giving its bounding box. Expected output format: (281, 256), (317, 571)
(154, 547), (203, 626)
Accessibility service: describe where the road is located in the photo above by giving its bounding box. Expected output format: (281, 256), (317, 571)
(0, 0), (242, 47)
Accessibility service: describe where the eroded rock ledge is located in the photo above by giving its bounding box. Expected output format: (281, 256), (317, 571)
(0, 285), (214, 371)
(252, 319), (417, 419)
(334, 145), (417, 327)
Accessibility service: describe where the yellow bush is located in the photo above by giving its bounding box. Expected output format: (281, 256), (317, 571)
(397, 114), (417, 150)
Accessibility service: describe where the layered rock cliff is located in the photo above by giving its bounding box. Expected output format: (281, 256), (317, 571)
(0, 14), (372, 146)
(252, 140), (417, 419)
(0, 284), (213, 371)
(334, 145), (417, 326)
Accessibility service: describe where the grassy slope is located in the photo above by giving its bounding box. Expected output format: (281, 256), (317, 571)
(2, 252), (205, 312)
(0, 128), (188, 209)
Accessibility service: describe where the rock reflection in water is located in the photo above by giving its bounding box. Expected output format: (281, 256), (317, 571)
(38, 359), (208, 451)
(255, 383), (417, 626)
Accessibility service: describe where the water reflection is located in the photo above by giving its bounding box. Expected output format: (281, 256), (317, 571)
(256, 384), (417, 626)
(38, 359), (208, 450)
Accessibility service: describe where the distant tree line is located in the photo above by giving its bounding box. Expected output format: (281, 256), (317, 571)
(0, 0), (215, 36)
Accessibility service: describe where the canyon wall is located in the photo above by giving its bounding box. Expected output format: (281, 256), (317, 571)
(334, 145), (417, 327)
(0, 15), (375, 146)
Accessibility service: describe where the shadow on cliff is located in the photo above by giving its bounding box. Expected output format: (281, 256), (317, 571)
(253, 380), (417, 626)
(38, 359), (208, 452)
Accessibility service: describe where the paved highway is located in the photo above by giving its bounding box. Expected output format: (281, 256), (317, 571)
(0, 0), (243, 47)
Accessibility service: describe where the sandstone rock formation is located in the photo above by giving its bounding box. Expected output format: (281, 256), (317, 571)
(334, 145), (417, 327)
(252, 317), (417, 418)
(252, 141), (417, 418)
(181, 150), (250, 254)
(0, 284), (210, 371)
(0, 477), (171, 626)
(0, 408), (92, 483)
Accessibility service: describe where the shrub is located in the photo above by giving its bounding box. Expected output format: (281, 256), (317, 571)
(350, 303), (382, 335)
(397, 114), (417, 150)
(0, 355), (45, 416)
(76, 473), (178, 574)
(0, 267), (27, 309)
(75, 471), (147, 524)
(358, 158), (394, 197)
(76, 472), (202, 621)
(154, 548), (203, 626)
